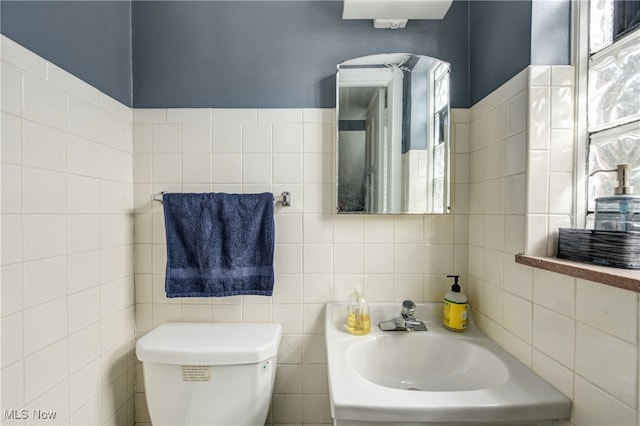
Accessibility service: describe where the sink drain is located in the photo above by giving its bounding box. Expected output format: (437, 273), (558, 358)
(407, 386), (421, 391)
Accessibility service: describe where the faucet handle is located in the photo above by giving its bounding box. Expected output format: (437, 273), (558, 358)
(401, 300), (416, 319)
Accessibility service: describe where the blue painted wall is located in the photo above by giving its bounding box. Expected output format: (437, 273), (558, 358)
(469, 0), (532, 105)
(469, 0), (571, 105)
(132, 0), (469, 108)
(530, 0), (571, 65)
(1, 0), (571, 109)
(1, 1), (132, 106)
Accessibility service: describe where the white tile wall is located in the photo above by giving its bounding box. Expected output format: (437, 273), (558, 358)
(468, 64), (640, 425)
(1, 36), (135, 425)
(526, 65), (575, 257)
(4, 36), (638, 426)
(132, 107), (469, 425)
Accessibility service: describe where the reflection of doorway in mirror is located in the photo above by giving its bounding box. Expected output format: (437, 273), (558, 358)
(337, 128), (366, 212)
(336, 53), (451, 214)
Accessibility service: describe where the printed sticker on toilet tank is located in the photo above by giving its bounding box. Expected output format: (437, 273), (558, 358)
(181, 365), (211, 382)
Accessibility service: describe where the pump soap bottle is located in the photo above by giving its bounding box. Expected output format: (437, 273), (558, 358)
(594, 164), (640, 232)
(346, 283), (370, 335)
(443, 275), (468, 332)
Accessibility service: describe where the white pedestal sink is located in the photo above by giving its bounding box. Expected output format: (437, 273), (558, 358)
(325, 302), (572, 426)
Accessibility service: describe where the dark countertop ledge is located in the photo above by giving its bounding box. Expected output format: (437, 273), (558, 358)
(516, 254), (640, 294)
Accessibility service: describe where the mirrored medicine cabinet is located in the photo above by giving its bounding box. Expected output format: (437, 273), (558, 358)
(336, 53), (451, 214)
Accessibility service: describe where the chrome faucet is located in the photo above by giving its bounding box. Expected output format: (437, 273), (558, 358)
(379, 300), (428, 331)
(401, 299), (416, 319)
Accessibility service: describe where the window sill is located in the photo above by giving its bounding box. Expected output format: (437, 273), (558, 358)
(515, 254), (640, 293)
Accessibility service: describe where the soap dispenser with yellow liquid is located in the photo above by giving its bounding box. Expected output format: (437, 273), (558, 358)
(443, 274), (468, 332)
(346, 283), (370, 335)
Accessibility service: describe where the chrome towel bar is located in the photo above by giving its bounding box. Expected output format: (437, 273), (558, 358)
(152, 191), (291, 207)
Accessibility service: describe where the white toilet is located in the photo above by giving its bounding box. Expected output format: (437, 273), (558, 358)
(136, 322), (282, 425)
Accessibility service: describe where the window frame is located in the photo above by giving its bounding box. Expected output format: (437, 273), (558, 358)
(572, 0), (589, 228)
(573, 0), (640, 228)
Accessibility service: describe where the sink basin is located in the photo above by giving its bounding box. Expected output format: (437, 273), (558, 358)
(325, 302), (572, 426)
(349, 335), (509, 391)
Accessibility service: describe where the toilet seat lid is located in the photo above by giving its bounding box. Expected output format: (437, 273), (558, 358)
(136, 322), (282, 365)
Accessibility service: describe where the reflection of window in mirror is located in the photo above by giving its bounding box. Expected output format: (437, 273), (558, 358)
(432, 63), (450, 213)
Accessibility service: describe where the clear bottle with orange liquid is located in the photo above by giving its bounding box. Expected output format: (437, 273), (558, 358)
(346, 283), (370, 335)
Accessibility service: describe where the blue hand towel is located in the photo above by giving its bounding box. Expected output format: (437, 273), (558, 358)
(163, 192), (275, 297)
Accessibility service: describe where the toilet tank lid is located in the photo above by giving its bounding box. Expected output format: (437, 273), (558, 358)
(136, 322), (282, 365)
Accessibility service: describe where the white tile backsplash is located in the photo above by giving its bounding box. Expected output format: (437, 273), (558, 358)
(483, 140), (506, 180)
(503, 292), (533, 342)
(573, 375), (638, 425)
(505, 132), (527, 176)
(576, 278), (639, 344)
(242, 123), (272, 152)
(505, 173), (526, 214)
(2, 36), (135, 425)
(1, 111), (22, 165)
(549, 172), (573, 214)
(551, 86), (574, 129)
(22, 120), (67, 172)
(528, 86), (551, 150)
(22, 168), (67, 214)
(533, 305), (575, 369)
(211, 153), (242, 183)
(151, 123), (181, 153)
(576, 323), (638, 407)
(527, 150), (550, 214)
(258, 108), (303, 123)
(212, 123), (242, 153)
(182, 153), (212, 183)
(166, 108), (210, 123)
(101, 110), (133, 152)
(68, 94), (101, 141)
(212, 108), (258, 123)
(4, 38), (638, 426)
(533, 268), (576, 316)
(549, 129), (574, 172)
(532, 349), (574, 398)
(1, 312), (24, 368)
(22, 214), (67, 261)
(2, 60), (23, 116)
(48, 62), (101, 106)
(128, 104), (470, 424)
(529, 65), (551, 86)
(506, 90), (528, 136)
(69, 287), (102, 333)
(242, 153), (272, 183)
(181, 122), (211, 152)
(68, 135), (102, 178)
(467, 64), (639, 426)
(24, 338), (69, 402)
(22, 73), (67, 130)
(23, 257), (67, 308)
(151, 153), (181, 183)
(273, 123), (304, 153)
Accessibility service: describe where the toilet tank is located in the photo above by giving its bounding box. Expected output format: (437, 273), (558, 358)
(136, 322), (282, 426)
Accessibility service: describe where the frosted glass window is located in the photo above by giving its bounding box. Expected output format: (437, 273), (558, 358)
(588, 30), (640, 132)
(433, 143), (445, 179)
(434, 68), (449, 112)
(589, 0), (614, 53)
(588, 122), (640, 212)
(584, 0), (640, 225)
(590, 0), (640, 53)
(433, 178), (444, 214)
